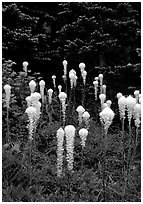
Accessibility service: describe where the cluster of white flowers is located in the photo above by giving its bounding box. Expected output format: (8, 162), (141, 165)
(39, 80), (45, 104)
(100, 107), (115, 134)
(4, 84), (11, 108)
(102, 85), (106, 95)
(117, 95), (126, 120)
(65, 125), (76, 171)
(99, 93), (106, 110)
(22, 61), (29, 75)
(56, 127), (65, 177)
(29, 80), (36, 94)
(126, 95), (137, 125)
(25, 92), (41, 140)
(63, 60), (68, 77)
(93, 80), (98, 100)
(48, 88), (53, 105)
(82, 111), (90, 129)
(79, 63), (87, 85)
(25, 106), (37, 140)
(79, 128), (88, 148)
(133, 103), (141, 128)
(76, 105), (85, 125)
(98, 74), (103, 94)
(59, 92), (67, 124)
(69, 69), (78, 89)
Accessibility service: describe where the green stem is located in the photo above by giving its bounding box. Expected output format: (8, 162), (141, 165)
(6, 107), (10, 143)
(102, 130), (107, 201)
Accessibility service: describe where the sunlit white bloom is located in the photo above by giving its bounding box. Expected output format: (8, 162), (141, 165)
(79, 128), (88, 148)
(93, 81), (98, 100)
(59, 92), (67, 101)
(58, 85), (62, 94)
(25, 106), (37, 140)
(118, 96), (126, 120)
(126, 95), (136, 124)
(4, 84), (11, 108)
(100, 107), (115, 133)
(106, 100), (112, 107)
(134, 90), (140, 103)
(30, 92), (41, 101)
(29, 80), (36, 94)
(69, 72), (77, 88)
(63, 60), (68, 76)
(117, 93), (123, 99)
(79, 62), (85, 72)
(22, 61), (29, 74)
(94, 77), (99, 81)
(102, 85), (106, 95)
(82, 111), (90, 129)
(82, 70), (87, 85)
(39, 80), (45, 104)
(52, 75), (56, 88)
(59, 92), (67, 123)
(48, 88), (53, 104)
(65, 125), (76, 171)
(26, 96), (32, 107)
(103, 103), (108, 109)
(56, 127), (65, 177)
(76, 105), (85, 125)
(133, 103), (141, 128)
(99, 93), (106, 110)
(69, 69), (76, 77)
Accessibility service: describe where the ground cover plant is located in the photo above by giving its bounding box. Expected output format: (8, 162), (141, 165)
(2, 59), (141, 202)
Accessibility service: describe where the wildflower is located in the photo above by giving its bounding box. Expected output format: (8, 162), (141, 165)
(100, 107), (115, 134)
(62, 75), (66, 83)
(79, 128), (88, 148)
(94, 77), (99, 81)
(133, 103), (141, 128)
(134, 90), (140, 103)
(26, 96), (32, 107)
(117, 92), (123, 99)
(98, 74), (103, 93)
(82, 111), (90, 129)
(22, 61), (29, 74)
(48, 89), (53, 105)
(79, 62), (85, 72)
(69, 72), (77, 89)
(103, 103), (108, 109)
(126, 95), (136, 125)
(4, 84), (11, 108)
(25, 106), (37, 140)
(93, 81), (98, 100)
(59, 92), (67, 123)
(102, 85), (106, 95)
(118, 96), (126, 120)
(52, 75), (56, 88)
(29, 80), (36, 94)
(39, 80), (45, 104)
(58, 85), (62, 94)
(30, 92), (41, 102)
(76, 105), (85, 125)
(106, 100), (112, 108)
(99, 93), (106, 110)
(56, 127), (65, 177)
(63, 60), (68, 76)
(65, 125), (76, 171)
(82, 70), (87, 85)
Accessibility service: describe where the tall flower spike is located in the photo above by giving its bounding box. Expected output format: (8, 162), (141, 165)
(63, 60), (68, 76)
(4, 84), (11, 108)
(100, 107), (115, 134)
(82, 111), (90, 129)
(22, 61), (29, 75)
(102, 85), (106, 95)
(118, 96), (126, 120)
(65, 125), (76, 171)
(25, 106), (37, 140)
(56, 127), (65, 177)
(126, 95), (136, 125)
(93, 81), (98, 100)
(58, 85), (62, 94)
(134, 90), (140, 103)
(79, 128), (88, 148)
(76, 105), (85, 125)
(106, 100), (112, 108)
(79, 63), (85, 73)
(94, 77), (99, 81)
(59, 92), (67, 124)
(48, 89), (53, 105)
(98, 74), (103, 94)
(133, 103), (141, 128)
(82, 70), (87, 85)
(29, 80), (36, 94)
(69, 72), (77, 89)
(117, 92), (123, 100)
(26, 96), (32, 107)
(39, 80), (45, 104)
(52, 75), (56, 88)
(99, 93), (106, 110)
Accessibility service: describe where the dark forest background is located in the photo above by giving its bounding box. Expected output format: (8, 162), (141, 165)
(2, 2), (141, 92)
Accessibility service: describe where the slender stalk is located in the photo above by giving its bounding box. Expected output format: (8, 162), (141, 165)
(6, 107), (10, 143)
(102, 129), (107, 201)
(82, 84), (85, 106)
